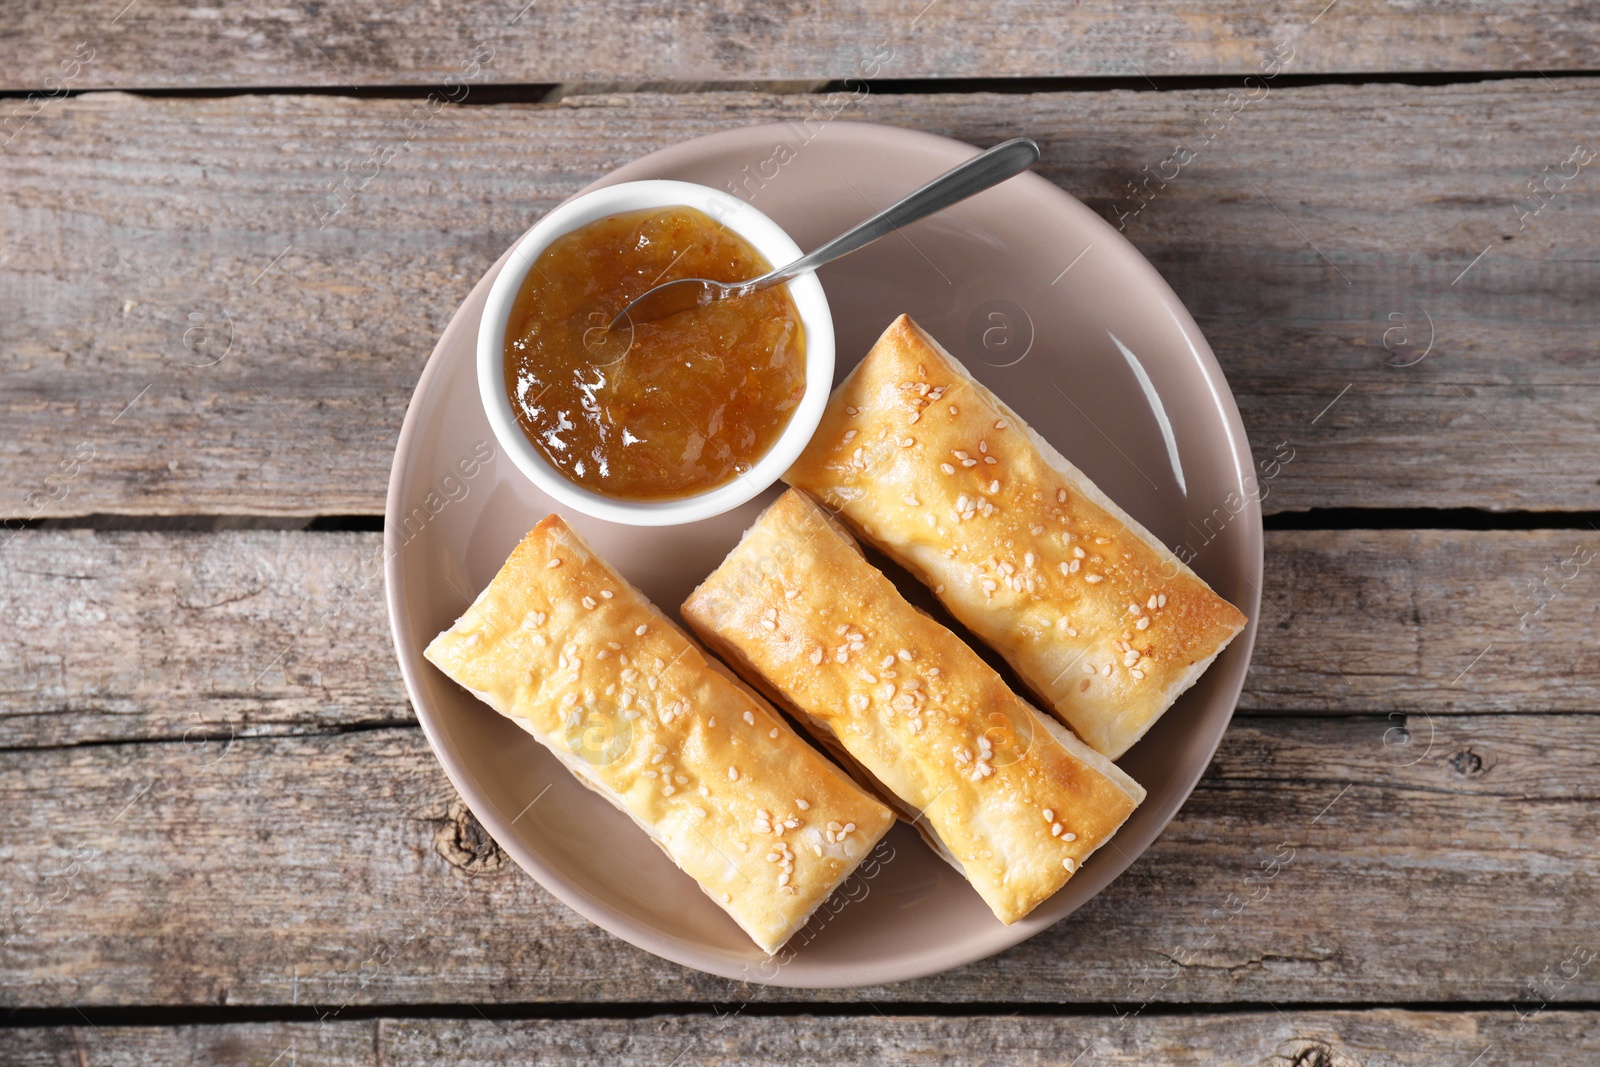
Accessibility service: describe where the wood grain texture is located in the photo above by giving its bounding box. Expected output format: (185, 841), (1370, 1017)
(0, 714), (1595, 1007)
(4, 528), (1594, 748)
(1, 1), (1597, 90)
(4, 1010), (1599, 1066)
(3, 82), (1598, 518)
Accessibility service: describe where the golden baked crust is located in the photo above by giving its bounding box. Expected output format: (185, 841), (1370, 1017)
(784, 315), (1249, 759)
(424, 515), (894, 955)
(682, 489), (1145, 925)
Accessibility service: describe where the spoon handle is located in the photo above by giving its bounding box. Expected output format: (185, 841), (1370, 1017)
(756, 137), (1041, 289)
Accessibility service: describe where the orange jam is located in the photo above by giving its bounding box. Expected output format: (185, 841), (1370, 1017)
(503, 206), (806, 501)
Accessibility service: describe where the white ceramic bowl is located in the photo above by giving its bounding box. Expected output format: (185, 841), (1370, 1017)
(477, 179), (835, 527)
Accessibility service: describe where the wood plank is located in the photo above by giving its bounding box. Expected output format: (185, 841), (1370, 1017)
(4, 528), (1594, 748)
(2, 1), (1598, 90)
(0, 530), (406, 748)
(5, 1010), (1600, 1065)
(3, 82), (1598, 517)
(0, 713), (1595, 1006)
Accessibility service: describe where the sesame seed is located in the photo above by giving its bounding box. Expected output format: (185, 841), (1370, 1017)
(1051, 822), (1063, 836)
(897, 648), (913, 662)
(1085, 574), (1104, 583)
(635, 624), (648, 636)
(844, 822), (856, 833)
(845, 405), (858, 416)
(940, 463), (956, 475)
(810, 647), (824, 665)
(994, 419), (1008, 429)
(547, 558), (562, 569)
(962, 458), (978, 467)
(582, 596), (597, 610)
(1129, 603), (1142, 615)
(796, 798), (810, 810)
(1124, 650), (1140, 667)
(1130, 668), (1145, 679)
(728, 766), (739, 781)
(1158, 594), (1167, 608)
(1062, 858), (1076, 872)
(949, 405), (959, 415)
(770, 727), (779, 738)
(1136, 617), (1151, 630)
(1147, 595), (1159, 610)
(901, 437), (915, 448)
(843, 429), (858, 444)
(904, 494), (920, 507)
(465, 632), (483, 647)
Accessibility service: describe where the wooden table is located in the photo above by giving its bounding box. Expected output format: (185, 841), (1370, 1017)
(3, 3), (1597, 1062)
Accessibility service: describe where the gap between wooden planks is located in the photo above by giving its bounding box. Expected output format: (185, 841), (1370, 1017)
(1, 81), (1598, 517)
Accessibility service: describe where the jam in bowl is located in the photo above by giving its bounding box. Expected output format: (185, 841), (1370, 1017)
(478, 181), (835, 527)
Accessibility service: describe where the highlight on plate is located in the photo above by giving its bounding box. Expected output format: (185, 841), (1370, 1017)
(429, 314), (1247, 956)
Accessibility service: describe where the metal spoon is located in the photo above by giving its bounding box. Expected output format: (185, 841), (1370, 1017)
(608, 137), (1041, 331)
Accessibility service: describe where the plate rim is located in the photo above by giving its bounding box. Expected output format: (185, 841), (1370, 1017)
(385, 120), (1264, 988)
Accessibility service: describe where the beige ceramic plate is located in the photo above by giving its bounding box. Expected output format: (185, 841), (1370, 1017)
(385, 122), (1262, 987)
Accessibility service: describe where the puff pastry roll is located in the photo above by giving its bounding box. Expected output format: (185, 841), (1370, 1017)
(424, 515), (894, 955)
(784, 315), (1248, 759)
(682, 489), (1146, 925)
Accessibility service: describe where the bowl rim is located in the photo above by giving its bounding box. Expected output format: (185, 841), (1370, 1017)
(476, 178), (835, 528)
